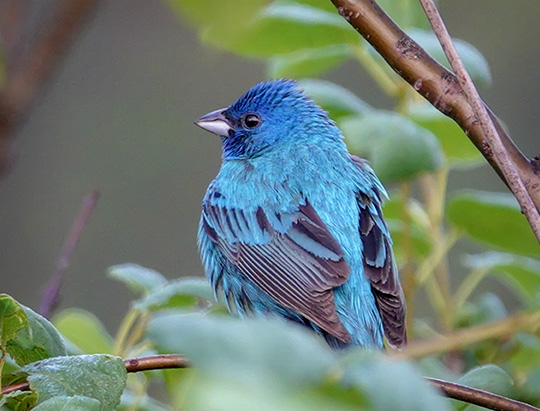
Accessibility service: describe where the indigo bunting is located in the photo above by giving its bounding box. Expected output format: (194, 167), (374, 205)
(196, 79), (406, 349)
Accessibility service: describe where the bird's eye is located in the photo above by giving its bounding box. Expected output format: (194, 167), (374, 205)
(242, 113), (262, 129)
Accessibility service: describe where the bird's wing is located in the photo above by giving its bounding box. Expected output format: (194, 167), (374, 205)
(351, 155), (407, 348)
(201, 193), (351, 343)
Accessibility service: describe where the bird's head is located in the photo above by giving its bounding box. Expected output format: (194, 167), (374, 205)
(195, 79), (338, 160)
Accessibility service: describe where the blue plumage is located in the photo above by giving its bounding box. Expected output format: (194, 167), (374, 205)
(196, 79), (406, 349)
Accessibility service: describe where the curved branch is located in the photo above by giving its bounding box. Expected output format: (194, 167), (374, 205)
(1, 354), (538, 410)
(39, 191), (100, 318)
(427, 378), (539, 411)
(417, 0), (540, 247)
(330, 0), (540, 215)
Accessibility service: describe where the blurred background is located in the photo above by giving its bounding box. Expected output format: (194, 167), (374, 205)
(1, 0), (538, 331)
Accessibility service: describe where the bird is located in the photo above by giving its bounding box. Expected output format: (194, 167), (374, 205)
(195, 79), (406, 349)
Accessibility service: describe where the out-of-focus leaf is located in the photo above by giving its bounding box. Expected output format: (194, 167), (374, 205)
(19, 354), (126, 411)
(299, 79), (371, 120)
(184, 376), (355, 411)
(168, 0), (266, 26)
(53, 309), (114, 354)
(455, 293), (508, 329)
(107, 264), (168, 295)
(269, 44), (352, 79)
(118, 390), (169, 411)
(407, 29), (491, 87)
(135, 277), (213, 312)
(341, 111), (444, 182)
(341, 350), (451, 411)
(408, 103), (483, 167)
(291, 0), (337, 13)
(457, 365), (514, 398)
(447, 191), (540, 257)
(378, 0), (430, 29)
(383, 195), (432, 260)
(33, 396), (101, 411)
(174, 1), (358, 57)
(0, 294), (66, 367)
(463, 252), (540, 303)
(146, 313), (335, 387)
(508, 333), (540, 372)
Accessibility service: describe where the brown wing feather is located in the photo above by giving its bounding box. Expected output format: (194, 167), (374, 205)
(352, 155), (407, 348)
(203, 201), (351, 343)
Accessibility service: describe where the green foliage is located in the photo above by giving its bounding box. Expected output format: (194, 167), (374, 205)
(448, 191), (540, 256)
(3, 0), (540, 410)
(407, 103), (483, 167)
(0, 295), (66, 369)
(406, 28), (492, 87)
(19, 355), (126, 411)
(32, 396), (101, 411)
(298, 79), (371, 120)
(53, 309), (114, 354)
(269, 44), (352, 79)
(463, 253), (540, 304)
(340, 111), (445, 182)
(108, 264), (168, 295)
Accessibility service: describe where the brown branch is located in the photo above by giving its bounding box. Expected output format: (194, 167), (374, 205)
(330, 0), (540, 215)
(427, 378), (539, 411)
(1, 354), (537, 410)
(39, 191), (100, 318)
(417, 0), (540, 244)
(0, 0), (100, 176)
(123, 354), (190, 373)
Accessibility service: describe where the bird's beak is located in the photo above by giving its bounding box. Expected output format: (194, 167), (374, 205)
(195, 108), (232, 137)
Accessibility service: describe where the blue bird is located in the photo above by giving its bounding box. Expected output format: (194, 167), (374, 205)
(195, 79), (406, 349)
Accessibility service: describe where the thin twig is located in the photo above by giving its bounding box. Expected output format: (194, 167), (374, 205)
(427, 378), (539, 411)
(330, 0), (540, 214)
(417, 0), (540, 243)
(1, 354), (537, 410)
(0, 0), (100, 176)
(39, 191), (100, 318)
(123, 354), (190, 373)
(394, 309), (540, 359)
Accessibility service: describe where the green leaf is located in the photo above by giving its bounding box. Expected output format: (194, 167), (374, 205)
(118, 390), (169, 411)
(33, 396), (101, 411)
(463, 252), (540, 303)
(53, 309), (114, 354)
(447, 191), (540, 257)
(107, 264), (168, 295)
(383, 195), (432, 261)
(146, 313), (335, 387)
(340, 111), (444, 182)
(457, 365), (514, 398)
(298, 79), (371, 120)
(171, 0), (358, 57)
(269, 44), (352, 79)
(408, 103), (483, 167)
(19, 354), (127, 411)
(167, 0), (266, 28)
(135, 277), (213, 312)
(0, 389), (38, 411)
(206, 2), (358, 57)
(378, 0), (431, 29)
(0, 295), (66, 367)
(289, 0), (337, 13)
(407, 29), (491, 87)
(507, 333), (540, 372)
(341, 350), (451, 411)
